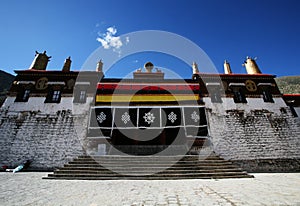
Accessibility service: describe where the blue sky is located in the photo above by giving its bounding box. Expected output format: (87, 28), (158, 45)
(0, 0), (299, 78)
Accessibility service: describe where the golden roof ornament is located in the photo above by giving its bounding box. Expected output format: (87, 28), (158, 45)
(192, 62), (199, 74)
(96, 60), (103, 72)
(62, 56), (72, 72)
(243, 56), (262, 74)
(29, 51), (51, 70)
(144, 62), (154, 73)
(224, 60), (232, 74)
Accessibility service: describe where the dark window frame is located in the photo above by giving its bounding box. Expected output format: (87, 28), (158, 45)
(15, 89), (31, 102)
(45, 86), (62, 103)
(73, 89), (87, 103)
(262, 89), (274, 103)
(233, 88), (247, 103)
(73, 86), (88, 103)
(210, 91), (223, 103)
(207, 85), (223, 103)
(52, 90), (61, 102)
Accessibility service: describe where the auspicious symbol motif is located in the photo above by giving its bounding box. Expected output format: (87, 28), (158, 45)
(96, 112), (106, 123)
(121, 112), (130, 124)
(245, 80), (257, 92)
(191, 111), (200, 122)
(67, 79), (75, 89)
(168, 111), (177, 123)
(35, 77), (48, 90)
(143, 112), (155, 124)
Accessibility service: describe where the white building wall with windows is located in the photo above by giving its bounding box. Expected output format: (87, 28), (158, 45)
(2, 96), (93, 115)
(204, 97), (287, 115)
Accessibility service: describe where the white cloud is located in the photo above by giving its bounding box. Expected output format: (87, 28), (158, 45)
(96, 26), (124, 52)
(110, 36), (123, 48)
(96, 37), (109, 49)
(107, 27), (117, 35)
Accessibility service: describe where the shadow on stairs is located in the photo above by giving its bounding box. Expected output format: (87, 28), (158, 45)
(43, 152), (254, 180)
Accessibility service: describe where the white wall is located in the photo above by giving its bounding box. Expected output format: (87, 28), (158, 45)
(2, 96), (93, 115)
(203, 97), (288, 115)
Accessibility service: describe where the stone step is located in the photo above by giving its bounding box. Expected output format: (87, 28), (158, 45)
(108, 145), (190, 155)
(60, 165), (239, 170)
(70, 159), (232, 164)
(64, 162), (235, 168)
(44, 175), (253, 180)
(45, 153), (253, 180)
(45, 172), (253, 179)
(54, 168), (244, 174)
(77, 154), (220, 159)
(73, 156), (224, 162)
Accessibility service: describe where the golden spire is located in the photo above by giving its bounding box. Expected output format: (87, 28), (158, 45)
(96, 60), (103, 72)
(192, 62), (199, 74)
(223, 60), (232, 74)
(29, 51), (51, 70)
(243, 56), (262, 74)
(62, 56), (72, 72)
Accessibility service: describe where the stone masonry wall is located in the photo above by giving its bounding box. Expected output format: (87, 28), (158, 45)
(0, 96), (93, 170)
(205, 97), (300, 172)
(0, 109), (87, 170)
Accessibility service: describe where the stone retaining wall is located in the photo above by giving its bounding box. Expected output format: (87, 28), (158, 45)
(0, 96), (92, 170)
(205, 97), (300, 172)
(0, 109), (86, 170)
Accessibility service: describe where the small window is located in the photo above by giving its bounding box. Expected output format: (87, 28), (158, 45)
(206, 84), (222, 103)
(233, 89), (247, 103)
(210, 92), (222, 103)
(73, 90), (87, 103)
(15, 89), (30, 102)
(79, 91), (86, 101)
(45, 89), (61, 103)
(262, 90), (274, 103)
(52, 90), (61, 102)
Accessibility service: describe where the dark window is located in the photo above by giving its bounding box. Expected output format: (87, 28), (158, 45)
(15, 89), (30, 102)
(210, 92), (222, 103)
(262, 90), (274, 103)
(79, 91), (86, 102)
(45, 90), (61, 103)
(233, 89), (247, 103)
(207, 85), (222, 103)
(73, 90), (87, 103)
(52, 91), (61, 102)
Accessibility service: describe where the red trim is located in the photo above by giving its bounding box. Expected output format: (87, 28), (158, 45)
(131, 85), (141, 90)
(102, 84), (117, 90)
(147, 86), (159, 91)
(283, 94), (300, 97)
(97, 83), (200, 91)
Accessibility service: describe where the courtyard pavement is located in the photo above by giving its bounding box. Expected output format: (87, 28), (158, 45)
(0, 172), (299, 206)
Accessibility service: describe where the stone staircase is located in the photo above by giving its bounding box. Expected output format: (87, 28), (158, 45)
(43, 153), (254, 180)
(108, 145), (189, 155)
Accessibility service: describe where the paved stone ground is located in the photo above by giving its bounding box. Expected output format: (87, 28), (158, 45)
(0, 173), (299, 206)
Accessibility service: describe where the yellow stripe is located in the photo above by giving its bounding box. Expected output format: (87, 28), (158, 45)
(96, 94), (199, 102)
